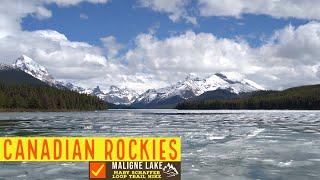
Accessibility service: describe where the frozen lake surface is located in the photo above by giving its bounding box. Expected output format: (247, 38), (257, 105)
(0, 109), (319, 179)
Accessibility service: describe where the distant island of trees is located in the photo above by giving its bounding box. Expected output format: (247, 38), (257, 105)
(176, 84), (320, 110)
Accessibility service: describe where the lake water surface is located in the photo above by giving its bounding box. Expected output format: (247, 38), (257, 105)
(0, 109), (319, 180)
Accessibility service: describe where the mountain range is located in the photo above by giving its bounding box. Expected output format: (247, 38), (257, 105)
(132, 73), (264, 108)
(3, 55), (265, 108)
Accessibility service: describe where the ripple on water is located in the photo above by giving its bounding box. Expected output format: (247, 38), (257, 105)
(0, 110), (319, 179)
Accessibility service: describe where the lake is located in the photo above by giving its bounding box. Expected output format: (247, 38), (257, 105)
(0, 109), (319, 179)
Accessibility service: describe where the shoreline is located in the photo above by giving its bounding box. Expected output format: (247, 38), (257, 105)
(0, 109), (108, 113)
(2, 108), (320, 113)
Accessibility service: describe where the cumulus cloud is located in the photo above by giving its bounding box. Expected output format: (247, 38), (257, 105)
(0, 29), (111, 78)
(140, 0), (320, 24)
(79, 13), (88, 20)
(0, 0), (163, 91)
(0, 28), (145, 90)
(1, 0), (320, 92)
(252, 22), (320, 89)
(125, 31), (257, 82)
(34, 6), (52, 20)
(123, 22), (320, 90)
(0, 0), (107, 38)
(100, 36), (124, 58)
(138, 0), (197, 25)
(45, 0), (108, 6)
(124, 22), (320, 90)
(198, 0), (320, 20)
(0, 0), (124, 89)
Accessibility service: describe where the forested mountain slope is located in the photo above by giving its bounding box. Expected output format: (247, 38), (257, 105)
(0, 65), (107, 111)
(176, 84), (320, 110)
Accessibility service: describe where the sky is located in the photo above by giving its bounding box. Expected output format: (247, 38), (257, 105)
(1, 0), (320, 92)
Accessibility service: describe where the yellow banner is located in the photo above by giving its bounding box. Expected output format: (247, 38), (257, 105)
(0, 137), (181, 162)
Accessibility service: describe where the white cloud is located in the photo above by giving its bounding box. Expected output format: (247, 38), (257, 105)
(252, 22), (320, 89)
(138, 0), (197, 25)
(34, 6), (52, 20)
(1, 0), (320, 92)
(0, 28), (140, 90)
(140, 0), (320, 24)
(0, 0), (107, 38)
(124, 31), (259, 84)
(198, 0), (320, 20)
(124, 22), (320, 90)
(0, 0), (126, 90)
(45, 0), (108, 6)
(100, 36), (124, 58)
(0, 0), (156, 91)
(0, 30), (108, 76)
(80, 13), (88, 20)
(0, 1), (46, 37)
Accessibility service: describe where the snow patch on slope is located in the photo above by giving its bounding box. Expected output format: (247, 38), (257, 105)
(0, 64), (14, 71)
(136, 72), (265, 104)
(13, 55), (56, 85)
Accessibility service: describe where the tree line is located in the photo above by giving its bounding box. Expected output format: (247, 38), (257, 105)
(176, 84), (320, 110)
(0, 83), (107, 111)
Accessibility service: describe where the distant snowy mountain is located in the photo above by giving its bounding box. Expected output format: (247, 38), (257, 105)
(133, 72), (264, 108)
(88, 86), (108, 100)
(0, 63), (48, 86)
(202, 72), (265, 94)
(85, 85), (139, 105)
(0, 63), (14, 71)
(58, 81), (86, 92)
(13, 55), (56, 86)
(134, 74), (202, 105)
(106, 86), (139, 105)
(11, 55), (138, 105)
(11, 55), (87, 92)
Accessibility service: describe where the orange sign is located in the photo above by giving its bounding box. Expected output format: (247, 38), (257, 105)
(89, 162), (107, 179)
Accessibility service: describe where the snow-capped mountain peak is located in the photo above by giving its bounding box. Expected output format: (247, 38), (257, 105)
(92, 86), (103, 95)
(184, 73), (199, 81)
(82, 85), (139, 105)
(0, 63), (14, 71)
(211, 72), (265, 93)
(13, 55), (56, 85)
(9, 55), (139, 105)
(109, 85), (121, 93)
(136, 75), (204, 104)
(202, 73), (264, 94)
(134, 72), (265, 105)
(88, 86), (109, 100)
(106, 86), (139, 105)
